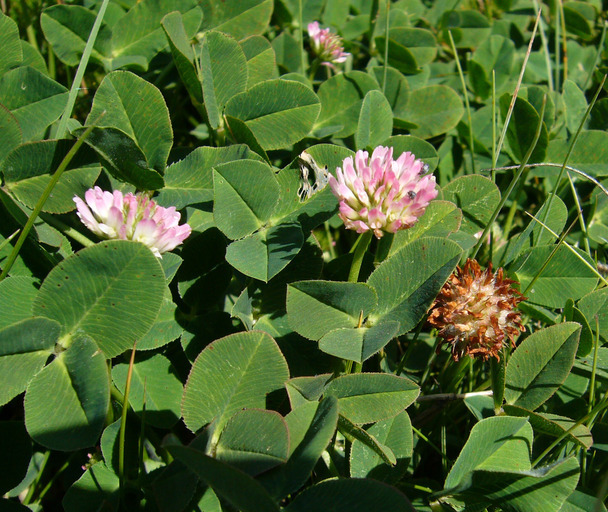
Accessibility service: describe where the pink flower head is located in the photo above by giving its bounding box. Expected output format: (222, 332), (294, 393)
(307, 21), (350, 69)
(73, 186), (191, 258)
(328, 146), (438, 238)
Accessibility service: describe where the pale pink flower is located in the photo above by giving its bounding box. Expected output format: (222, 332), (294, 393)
(307, 21), (350, 69)
(328, 146), (438, 238)
(73, 186), (191, 257)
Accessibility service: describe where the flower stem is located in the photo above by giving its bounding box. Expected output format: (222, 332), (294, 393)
(348, 231), (373, 283)
(490, 353), (506, 414)
(39, 212), (95, 248)
(308, 58), (321, 82)
(0, 122), (99, 281)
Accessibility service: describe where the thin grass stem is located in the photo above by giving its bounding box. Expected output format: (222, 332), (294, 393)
(589, 317), (601, 415)
(491, 69), (497, 182)
(119, 343), (137, 495)
(531, 0), (554, 92)
(555, 4), (561, 92)
(412, 426), (449, 464)
(494, 10), (541, 163)
(521, 218), (578, 297)
(471, 96), (547, 260)
(367, 0), (380, 54)
(55, 0), (110, 140)
(448, 30), (474, 174)
(382, 0), (390, 94)
(539, 75), (607, 240)
(0, 121), (100, 281)
(395, 320), (425, 376)
(416, 390), (493, 402)
(36, 454), (76, 502)
(298, 0), (305, 74)
(558, 0), (568, 83)
(0, 229), (19, 253)
(565, 172), (591, 255)
(522, 211), (608, 286)
(583, 20), (607, 92)
(22, 451), (51, 505)
(533, 397), (608, 468)
(483, 162), (608, 199)
(48, 43), (56, 81)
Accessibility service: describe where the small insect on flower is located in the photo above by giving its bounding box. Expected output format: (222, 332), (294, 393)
(328, 146), (438, 238)
(73, 187), (191, 258)
(307, 21), (350, 69)
(297, 150), (330, 202)
(427, 259), (526, 362)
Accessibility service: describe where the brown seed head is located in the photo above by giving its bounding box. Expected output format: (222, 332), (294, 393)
(427, 259), (526, 361)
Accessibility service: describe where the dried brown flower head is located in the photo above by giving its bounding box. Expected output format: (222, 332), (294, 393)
(427, 259), (526, 361)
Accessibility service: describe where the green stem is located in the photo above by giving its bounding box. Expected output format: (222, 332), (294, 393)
(411, 426), (450, 465)
(491, 69), (497, 182)
(36, 454), (76, 502)
(348, 231), (373, 283)
(582, 20), (607, 92)
(502, 174), (526, 239)
(324, 221), (337, 259)
(367, 0), (380, 54)
(539, 75), (606, 242)
(39, 213), (95, 248)
(521, 217), (577, 297)
(471, 95), (546, 261)
(395, 320), (425, 376)
(22, 451), (51, 505)
(490, 352), (506, 414)
(558, 0), (568, 83)
(308, 58), (321, 82)
(494, 10), (541, 162)
(441, 422), (448, 474)
(589, 316), (601, 415)
(0, 229), (19, 253)
(565, 172), (591, 255)
(47, 43), (56, 81)
(531, 0), (554, 93)
(298, 0), (305, 74)
(419, 339), (440, 389)
(119, 344), (137, 494)
(532, 396), (608, 467)
(448, 30), (475, 174)
(445, 356), (470, 392)
(555, 4), (561, 92)
(381, 0), (390, 94)
(56, 0), (110, 140)
(26, 24), (38, 51)
(343, 360), (353, 374)
(0, 122), (99, 281)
